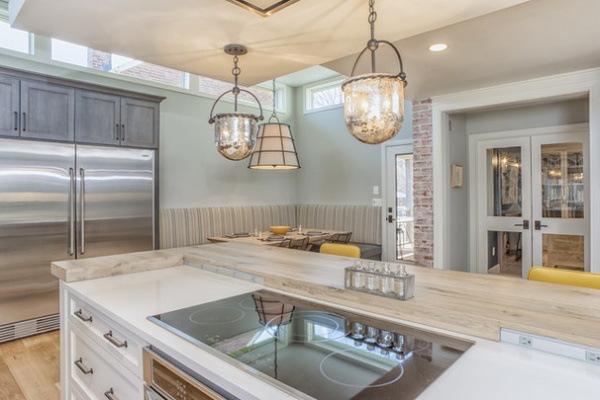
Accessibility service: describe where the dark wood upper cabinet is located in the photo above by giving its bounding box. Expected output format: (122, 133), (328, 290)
(20, 80), (75, 142)
(75, 91), (159, 148)
(0, 75), (20, 137)
(119, 98), (159, 148)
(75, 90), (121, 145)
(0, 67), (163, 148)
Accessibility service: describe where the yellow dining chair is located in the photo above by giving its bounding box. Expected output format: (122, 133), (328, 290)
(527, 267), (600, 289)
(320, 243), (361, 258)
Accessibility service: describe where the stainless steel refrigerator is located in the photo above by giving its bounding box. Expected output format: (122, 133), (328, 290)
(0, 139), (155, 342)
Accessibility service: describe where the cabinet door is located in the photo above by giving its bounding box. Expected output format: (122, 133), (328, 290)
(0, 75), (20, 137)
(75, 90), (121, 145)
(21, 80), (75, 141)
(120, 98), (159, 148)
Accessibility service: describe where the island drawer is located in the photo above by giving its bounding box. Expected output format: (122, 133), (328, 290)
(68, 325), (144, 400)
(68, 293), (146, 377)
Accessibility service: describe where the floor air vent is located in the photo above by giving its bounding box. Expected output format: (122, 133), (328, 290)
(0, 313), (59, 343)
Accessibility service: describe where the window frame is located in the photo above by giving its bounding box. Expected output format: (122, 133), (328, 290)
(0, 4), (33, 55)
(304, 76), (345, 114)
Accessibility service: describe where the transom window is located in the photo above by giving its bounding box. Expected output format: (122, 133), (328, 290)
(0, 18), (30, 54)
(305, 78), (344, 112)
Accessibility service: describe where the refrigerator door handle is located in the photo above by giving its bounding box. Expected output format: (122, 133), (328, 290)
(68, 168), (75, 256)
(79, 168), (86, 255)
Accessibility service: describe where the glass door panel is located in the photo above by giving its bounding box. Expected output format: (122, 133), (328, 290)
(395, 154), (414, 261)
(384, 143), (413, 262)
(543, 233), (584, 270)
(487, 230), (523, 277)
(486, 146), (523, 217)
(540, 142), (584, 219)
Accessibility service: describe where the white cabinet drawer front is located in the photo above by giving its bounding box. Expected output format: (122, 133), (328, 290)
(69, 382), (92, 400)
(69, 326), (143, 400)
(68, 295), (146, 377)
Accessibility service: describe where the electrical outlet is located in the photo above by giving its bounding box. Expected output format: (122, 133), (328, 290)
(519, 336), (533, 347)
(586, 351), (600, 364)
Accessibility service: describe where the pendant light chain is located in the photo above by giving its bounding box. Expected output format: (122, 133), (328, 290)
(368, 0), (377, 36)
(232, 55), (241, 111)
(368, 0), (379, 72)
(271, 79), (277, 119)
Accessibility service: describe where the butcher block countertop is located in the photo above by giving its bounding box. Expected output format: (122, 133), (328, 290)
(52, 243), (600, 349)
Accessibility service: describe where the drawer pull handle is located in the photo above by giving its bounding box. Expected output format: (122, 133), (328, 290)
(104, 388), (119, 400)
(74, 357), (93, 375)
(103, 330), (128, 348)
(74, 309), (93, 322)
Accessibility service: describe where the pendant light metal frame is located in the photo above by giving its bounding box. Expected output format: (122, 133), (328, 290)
(209, 44), (264, 161)
(248, 80), (300, 170)
(341, 0), (408, 145)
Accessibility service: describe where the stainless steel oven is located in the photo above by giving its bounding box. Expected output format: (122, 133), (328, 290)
(143, 347), (238, 400)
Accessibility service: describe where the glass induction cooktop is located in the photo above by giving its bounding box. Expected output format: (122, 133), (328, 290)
(149, 290), (472, 400)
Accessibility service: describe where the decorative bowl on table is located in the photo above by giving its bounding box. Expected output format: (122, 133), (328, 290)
(269, 225), (290, 235)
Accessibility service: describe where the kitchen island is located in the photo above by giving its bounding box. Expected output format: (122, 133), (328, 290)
(52, 243), (600, 399)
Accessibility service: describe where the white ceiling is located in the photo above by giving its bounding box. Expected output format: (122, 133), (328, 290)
(9, 0), (600, 99)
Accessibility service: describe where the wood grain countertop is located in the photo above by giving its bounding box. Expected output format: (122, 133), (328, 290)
(51, 243), (600, 349)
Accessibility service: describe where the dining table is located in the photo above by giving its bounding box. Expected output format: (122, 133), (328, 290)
(206, 228), (352, 247)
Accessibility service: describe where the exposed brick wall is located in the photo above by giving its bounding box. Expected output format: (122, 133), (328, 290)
(87, 49), (185, 87)
(198, 76), (273, 107)
(412, 99), (434, 268)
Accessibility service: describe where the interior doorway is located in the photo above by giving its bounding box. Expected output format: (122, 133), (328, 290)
(474, 129), (589, 278)
(383, 143), (414, 262)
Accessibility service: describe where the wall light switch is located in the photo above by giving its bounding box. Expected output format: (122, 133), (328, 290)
(372, 198), (382, 207)
(373, 185), (379, 195)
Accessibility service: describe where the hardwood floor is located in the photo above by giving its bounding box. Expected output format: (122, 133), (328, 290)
(0, 331), (60, 400)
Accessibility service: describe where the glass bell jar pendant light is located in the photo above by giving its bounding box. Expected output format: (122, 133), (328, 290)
(248, 80), (300, 170)
(208, 44), (264, 160)
(341, 0), (408, 144)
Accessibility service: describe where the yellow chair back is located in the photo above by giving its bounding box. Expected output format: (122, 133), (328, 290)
(320, 243), (361, 258)
(527, 267), (600, 289)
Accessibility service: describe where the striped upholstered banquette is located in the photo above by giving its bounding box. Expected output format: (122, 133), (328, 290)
(159, 204), (381, 250)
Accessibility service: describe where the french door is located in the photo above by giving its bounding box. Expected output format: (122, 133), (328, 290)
(383, 143), (414, 262)
(476, 131), (589, 278)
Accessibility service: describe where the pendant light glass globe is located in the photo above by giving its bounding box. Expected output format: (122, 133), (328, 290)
(214, 112), (259, 160)
(342, 0), (407, 145)
(342, 73), (404, 144)
(208, 44), (263, 161)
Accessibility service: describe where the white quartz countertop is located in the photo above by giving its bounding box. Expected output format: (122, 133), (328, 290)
(66, 264), (600, 399)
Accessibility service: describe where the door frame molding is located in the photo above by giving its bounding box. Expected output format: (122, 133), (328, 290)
(469, 124), (589, 275)
(431, 68), (600, 273)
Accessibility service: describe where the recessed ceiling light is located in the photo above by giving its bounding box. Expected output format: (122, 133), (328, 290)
(429, 43), (448, 52)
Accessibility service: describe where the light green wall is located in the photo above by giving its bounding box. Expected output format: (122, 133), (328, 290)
(293, 88), (413, 205)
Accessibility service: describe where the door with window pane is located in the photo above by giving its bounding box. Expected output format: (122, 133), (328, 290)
(531, 133), (589, 270)
(477, 137), (532, 277)
(476, 132), (589, 278)
(384, 144), (414, 261)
